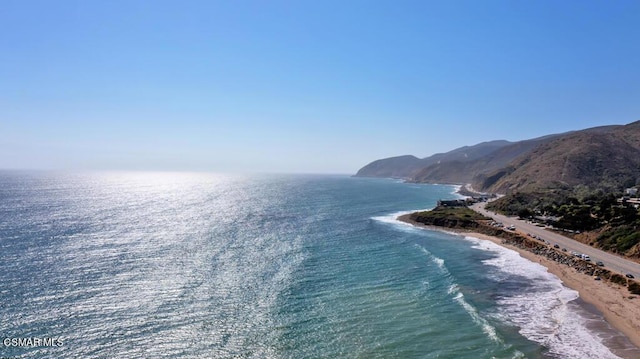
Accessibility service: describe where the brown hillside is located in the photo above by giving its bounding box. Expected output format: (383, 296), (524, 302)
(480, 121), (640, 193)
(411, 136), (559, 184)
(355, 141), (511, 179)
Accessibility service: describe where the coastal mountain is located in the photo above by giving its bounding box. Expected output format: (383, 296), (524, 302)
(410, 135), (560, 184)
(355, 121), (640, 194)
(355, 140), (511, 179)
(354, 155), (422, 178)
(478, 122), (640, 193)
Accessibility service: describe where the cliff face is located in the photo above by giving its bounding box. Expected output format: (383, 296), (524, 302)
(356, 121), (640, 194)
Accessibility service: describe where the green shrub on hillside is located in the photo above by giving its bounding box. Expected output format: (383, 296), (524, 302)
(597, 225), (640, 253)
(415, 207), (490, 221)
(556, 204), (599, 230)
(486, 191), (569, 216)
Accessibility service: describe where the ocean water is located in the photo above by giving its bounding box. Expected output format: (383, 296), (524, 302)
(1, 171), (638, 358)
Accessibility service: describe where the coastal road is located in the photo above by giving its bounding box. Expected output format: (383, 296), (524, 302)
(470, 202), (640, 280)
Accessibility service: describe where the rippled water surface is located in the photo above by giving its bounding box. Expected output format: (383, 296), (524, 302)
(1, 171), (637, 358)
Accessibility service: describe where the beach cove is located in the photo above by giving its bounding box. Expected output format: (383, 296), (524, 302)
(398, 210), (640, 358)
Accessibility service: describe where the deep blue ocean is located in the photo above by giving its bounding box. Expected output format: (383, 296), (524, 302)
(1, 172), (638, 358)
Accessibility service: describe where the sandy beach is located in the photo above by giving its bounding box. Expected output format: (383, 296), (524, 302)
(398, 214), (640, 354)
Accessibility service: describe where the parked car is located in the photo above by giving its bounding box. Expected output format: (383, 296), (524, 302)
(626, 273), (635, 278)
(596, 261), (604, 266)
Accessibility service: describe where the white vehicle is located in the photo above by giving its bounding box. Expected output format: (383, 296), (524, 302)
(581, 254), (591, 261)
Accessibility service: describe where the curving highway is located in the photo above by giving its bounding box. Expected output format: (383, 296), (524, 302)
(470, 201), (640, 280)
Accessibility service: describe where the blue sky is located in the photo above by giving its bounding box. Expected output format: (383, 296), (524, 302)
(1, 0), (639, 173)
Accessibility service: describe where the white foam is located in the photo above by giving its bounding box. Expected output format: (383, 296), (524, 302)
(450, 184), (466, 198)
(379, 212), (622, 357)
(462, 235), (622, 359)
(371, 211), (465, 241)
(447, 283), (458, 295)
(432, 256), (445, 270)
(415, 244), (448, 273)
(370, 208), (433, 231)
(449, 283), (502, 343)
(415, 243), (503, 345)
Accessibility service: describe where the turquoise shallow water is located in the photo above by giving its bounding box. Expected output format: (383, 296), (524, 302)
(0, 172), (637, 358)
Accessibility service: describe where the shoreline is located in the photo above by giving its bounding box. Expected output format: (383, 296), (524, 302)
(398, 213), (640, 355)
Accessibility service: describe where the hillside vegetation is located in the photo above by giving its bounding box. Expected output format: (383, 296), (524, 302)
(486, 191), (640, 259)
